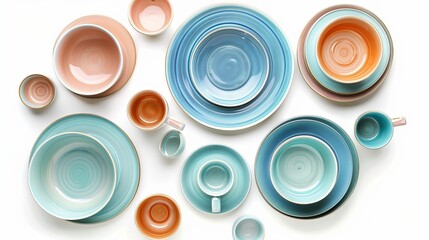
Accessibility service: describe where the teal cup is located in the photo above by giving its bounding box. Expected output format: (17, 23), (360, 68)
(159, 130), (185, 158)
(270, 135), (338, 205)
(355, 111), (406, 149)
(197, 159), (235, 213)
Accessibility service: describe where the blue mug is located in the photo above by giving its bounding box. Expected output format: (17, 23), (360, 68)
(355, 111), (406, 149)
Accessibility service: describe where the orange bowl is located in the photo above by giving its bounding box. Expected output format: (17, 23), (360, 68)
(316, 17), (382, 84)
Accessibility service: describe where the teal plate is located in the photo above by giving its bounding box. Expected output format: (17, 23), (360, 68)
(30, 114), (140, 223)
(181, 145), (251, 214)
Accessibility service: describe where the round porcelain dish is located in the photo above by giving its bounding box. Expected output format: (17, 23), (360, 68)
(19, 74), (55, 109)
(297, 4), (394, 102)
(166, 5), (293, 130)
(28, 132), (116, 220)
(232, 216), (264, 240)
(270, 135), (338, 205)
(190, 26), (269, 107)
(128, 0), (173, 35)
(305, 9), (390, 95)
(29, 114), (140, 223)
(255, 116), (359, 218)
(53, 24), (124, 96)
(181, 145), (251, 214)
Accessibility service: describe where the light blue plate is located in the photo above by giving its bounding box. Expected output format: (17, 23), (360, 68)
(181, 145), (251, 214)
(305, 9), (391, 95)
(166, 5), (293, 131)
(255, 116), (359, 218)
(190, 26), (269, 107)
(30, 114), (140, 223)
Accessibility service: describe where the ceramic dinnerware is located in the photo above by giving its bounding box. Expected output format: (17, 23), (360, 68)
(355, 111), (406, 149)
(316, 16), (382, 84)
(270, 135), (338, 205)
(197, 159), (235, 213)
(255, 116), (359, 218)
(28, 132), (116, 220)
(53, 24), (124, 96)
(181, 145), (251, 214)
(166, 5), (293, 130)
(189, 26), (269, 107)
(232, 216), (264, 240)
(30, 114), (140, 223)
(19, 74), (55, 109)
(297, 4), (394, 102)
(159, 130), (185, 158)
(128, 0), (173, 35)
(135, 194), (180, 239)
(55, 15), (136, 98)
(127, 90), (185, 131)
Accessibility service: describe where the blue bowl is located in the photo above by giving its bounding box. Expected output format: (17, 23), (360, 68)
(190, 26), (269, 107)
(166, 5), (293, 130)
(305, 8), (391, 95)
(29, 132), (116, 220)
(255, 116), (359, 218)
(270, 135), (338, 205)
(232, 216), (264, 240)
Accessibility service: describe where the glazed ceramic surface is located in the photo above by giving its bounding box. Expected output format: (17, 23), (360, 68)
(190, 26), (269, 107)
(127, 90), (185, 131)
(232, 216), (264, 240)
(355, 111), (406, 149)
(19, 74), (55, 109)
(135, 194), (180, 239)
(270, 135), (338, 205)
(56, 15), (136, 98)
(181, 145), (251, 214)
(297, 4), (394, 102)
(29, 132), (116, 220)
(29, 114), (140, 223)
(129, 0), (173, 35)
(305, 8), (390, 95)
(316, 17), (382, 84)
(255, 116), (359, 218)
(159, 130), (185, 158)
(166, 5), (293, 130)
(53, 24), (123, 96)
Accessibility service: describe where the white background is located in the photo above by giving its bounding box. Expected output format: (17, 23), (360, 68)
(1, 0), (428, 239)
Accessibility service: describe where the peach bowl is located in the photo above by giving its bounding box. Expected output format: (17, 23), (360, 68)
(19, 74), (55, 109)
(316, 16), (382, 84)
(53, 24), (124, 96)
(128, 0), (173, 35)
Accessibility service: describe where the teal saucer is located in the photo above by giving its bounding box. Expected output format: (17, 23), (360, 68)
(181, 145), (251, 214)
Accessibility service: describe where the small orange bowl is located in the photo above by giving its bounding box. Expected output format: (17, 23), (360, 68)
(135, 194), (181, 239)
(316, 17), (382, 84)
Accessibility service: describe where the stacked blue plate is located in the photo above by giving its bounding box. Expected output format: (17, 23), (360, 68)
(255, 116), (359, 218)
(166, 5), (293, 131)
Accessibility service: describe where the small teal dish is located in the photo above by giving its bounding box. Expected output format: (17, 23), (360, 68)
(255, 116), (359, 218)
(29, 132), (116, 220)
(305, 8), (391, 94)
(181, 145), (251, 214)
(270, 135), (338, 205)
(233, 216), (264, 240)
(159, 130), (185, 158)
(190, 26), (269, 107)
(29, 114), (140, 223)
(166, 5), (293, 130)
(355, 111), (406, 149)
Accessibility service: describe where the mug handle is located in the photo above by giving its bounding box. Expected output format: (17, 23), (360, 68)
(392, 117), (407, 127)
(211, 197), (221, 213)
(166, 117), (185, 131)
